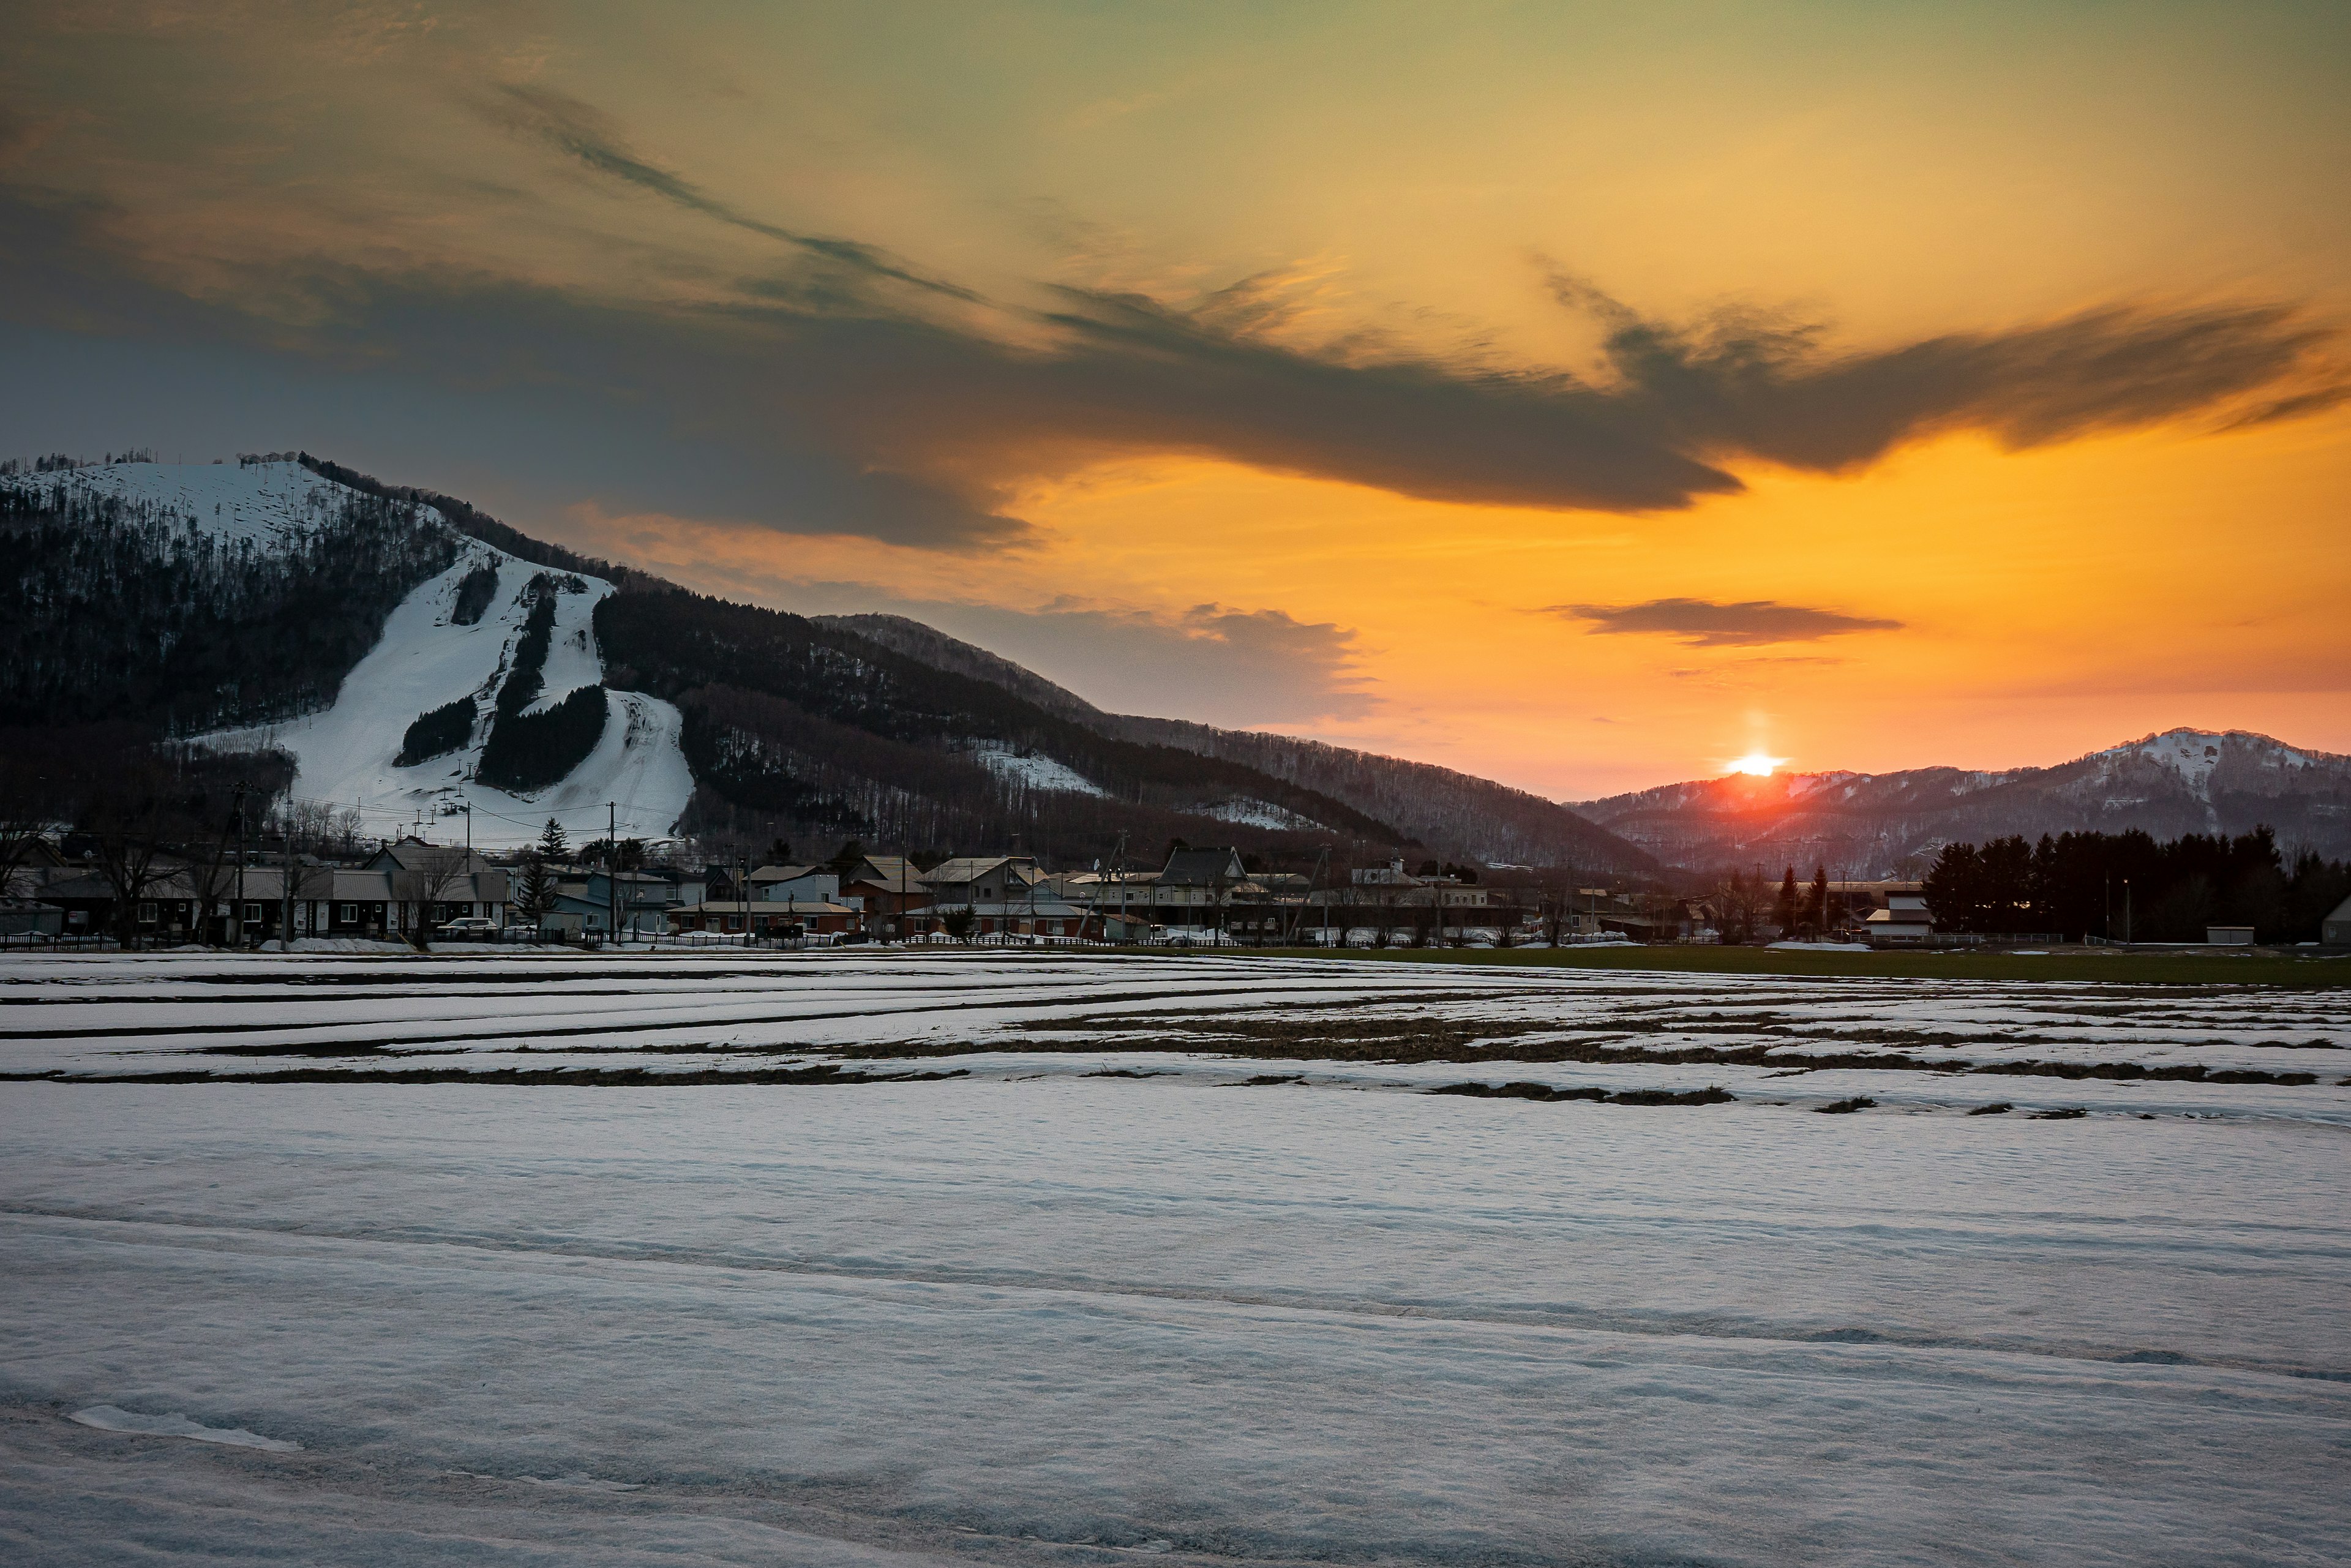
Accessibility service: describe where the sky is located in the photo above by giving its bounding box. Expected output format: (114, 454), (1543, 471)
(2, 1), (2345, 799)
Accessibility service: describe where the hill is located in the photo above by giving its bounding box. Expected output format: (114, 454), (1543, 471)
(815, 615), (1662, 875)
(3, 456), (1456, 863)
(1575, 728), (2351, 874)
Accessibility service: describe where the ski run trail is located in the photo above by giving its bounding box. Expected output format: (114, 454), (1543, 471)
(3, 948), (2347, 1567)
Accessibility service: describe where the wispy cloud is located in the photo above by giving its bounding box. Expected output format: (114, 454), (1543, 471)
(1, 73), (2341, 552)
(478, 84), (980, 304)
(1553, 598), (1903, 647)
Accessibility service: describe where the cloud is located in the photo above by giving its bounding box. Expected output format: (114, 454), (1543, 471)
(1543, 269), (2341, 471)
(476, 84), (980, 306)
(1554, 598), (1903, 647)
(0, 75), (2340, 552)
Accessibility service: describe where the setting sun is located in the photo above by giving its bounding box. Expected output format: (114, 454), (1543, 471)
(1727, 752), (1787, 778)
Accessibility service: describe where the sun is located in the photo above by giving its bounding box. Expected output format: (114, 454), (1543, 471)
(1727, 751), (1786, 778)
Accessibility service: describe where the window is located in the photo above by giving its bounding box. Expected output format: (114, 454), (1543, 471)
(338, 904), (357, 923)
(138, 902), (158, 923)
(243, 903), (263, 921)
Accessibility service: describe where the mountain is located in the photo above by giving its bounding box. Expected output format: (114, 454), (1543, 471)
(814, 615), (1662, 876)
(1576, 729), (2351, 875)
(3, 458), (692, 846)
(4, 456), (1464, 863)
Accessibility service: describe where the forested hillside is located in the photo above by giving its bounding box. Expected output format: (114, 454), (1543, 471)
(598, 587), (1409, 860)
(1, 463), (457, 734)
(816, 613), (1660, 875)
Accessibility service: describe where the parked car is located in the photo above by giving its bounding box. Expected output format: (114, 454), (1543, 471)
(433, 917), (501, 939)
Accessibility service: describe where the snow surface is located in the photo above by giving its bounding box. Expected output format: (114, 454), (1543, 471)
(88, 463), (705, 847)
(4, 953), (2348, 1567)
(2, 459), (362, 549)
(970, 743), (1108, 798)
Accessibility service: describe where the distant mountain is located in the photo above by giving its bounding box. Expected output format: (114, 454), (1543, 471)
(1576, 729), (2351, 875)
(818, 616), (1662, 876)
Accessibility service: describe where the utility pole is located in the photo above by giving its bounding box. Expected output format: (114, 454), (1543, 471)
(607, 801), (619, 943)
(231, 782), (247, 950)
(280, 789), (295, 949)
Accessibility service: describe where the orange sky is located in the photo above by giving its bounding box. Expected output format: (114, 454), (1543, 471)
(2, 1), (2345, 797)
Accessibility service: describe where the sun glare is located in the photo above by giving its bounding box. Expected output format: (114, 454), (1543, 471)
(1727, 751), (1785, 778)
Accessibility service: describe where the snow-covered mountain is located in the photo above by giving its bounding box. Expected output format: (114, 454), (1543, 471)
(4, 460), (692, 847)
(5, 454), (1429, 861)
(1577, 727), (2351, 874)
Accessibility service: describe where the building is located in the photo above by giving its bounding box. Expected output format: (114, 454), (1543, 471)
(670, 899), (861, 938)
(919, 856), (1041, 906)
(902, 897), (1098, 942)
(748, 863), (841, 904)
(839, 855), (928, 937)
(2326, 895), (2351, 945)
(1864, 891), (1935, 946)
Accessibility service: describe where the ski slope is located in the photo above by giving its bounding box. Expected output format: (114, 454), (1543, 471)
(14, 460), (694, 847)
(212, 541), (692, 846)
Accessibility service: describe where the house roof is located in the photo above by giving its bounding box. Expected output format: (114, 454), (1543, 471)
(747, 863), (823, 883)
(847, 855), (920, 891)
(367, 838), (496, 875)
(1159, 847), (1246, 887)
(920, 856), (1038, 887)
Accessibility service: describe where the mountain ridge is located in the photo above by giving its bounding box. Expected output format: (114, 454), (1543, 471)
(1575, 726), (2351, 873)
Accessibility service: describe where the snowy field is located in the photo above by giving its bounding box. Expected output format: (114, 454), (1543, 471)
(4, 951), (2348, 1566)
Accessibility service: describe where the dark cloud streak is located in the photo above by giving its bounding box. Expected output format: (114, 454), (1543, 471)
(1554, 598), (1905, 647)
(481, 85), (980, 304)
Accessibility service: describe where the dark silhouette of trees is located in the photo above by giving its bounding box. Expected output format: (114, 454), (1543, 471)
(1923, 828), (2345, 941)
(476, 686), (606, 792)
(397, 699), (474, 766)
(1, 480), (456, 733)
(449, 563), (500, 626)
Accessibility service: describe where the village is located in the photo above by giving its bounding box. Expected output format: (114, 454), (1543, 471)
(0, 822), (1944, 950)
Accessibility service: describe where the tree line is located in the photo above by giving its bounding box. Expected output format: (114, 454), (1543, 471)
(1923, 828), (2349, 942)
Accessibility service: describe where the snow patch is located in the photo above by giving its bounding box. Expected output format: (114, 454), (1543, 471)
(1204, 798), (1324, 831)
(971, 744), (1107, 798)
(70, 1405), (301, 1452)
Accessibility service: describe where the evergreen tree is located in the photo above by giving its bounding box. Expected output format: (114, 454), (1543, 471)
(1775, 866), (1799, 933)
(539, 817), (569, 862)
(514, 850), (554, 924)
(1809, 866), (1831, 934)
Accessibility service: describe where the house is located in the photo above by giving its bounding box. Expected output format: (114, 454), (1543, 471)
(748, 863), (841, 905)
(1865, 891), (1934, 946)
(577, 869), (684, 936)
(902, 897), (1098, 942)
(358, 839), (512, 934)
(918, 856), (1041, 906)
(838, 855), (928, 938)
(2326, 894), (2351, 945)
(670, 899), (861, 937)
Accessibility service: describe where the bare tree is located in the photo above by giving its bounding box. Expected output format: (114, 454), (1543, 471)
(393, 843), (476, 951)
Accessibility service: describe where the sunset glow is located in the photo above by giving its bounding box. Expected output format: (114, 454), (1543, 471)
(1, 2), (2344, 797)
(1727, 753), (1787, 779)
